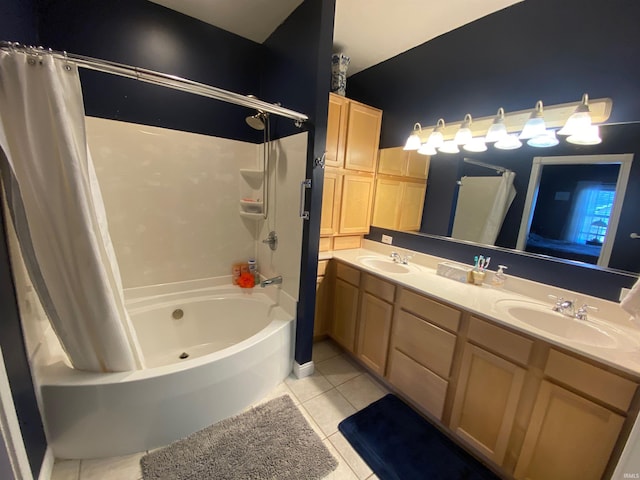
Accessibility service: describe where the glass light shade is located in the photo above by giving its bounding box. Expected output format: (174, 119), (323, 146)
(463, 137), (488, 152)
(527, 130), (559, 148)
(567, 125), (602, 145)
(403, 122), (422, 150)
(485, 108), (508, 143)
(519, 101), (546, 140)
(454, 114), (473, 145)
(403, 133), (421, 150)
(558, 93), (592, 136)
(494, 134), (523, 150)
(417, 143), (437, 155)
(426, 130), (444, 149)
(438, 140), (460, 154)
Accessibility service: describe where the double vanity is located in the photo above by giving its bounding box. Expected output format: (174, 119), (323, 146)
(318, 241), (640, 480)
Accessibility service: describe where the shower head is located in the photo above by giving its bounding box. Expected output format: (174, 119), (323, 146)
(246, 111), (267, 130)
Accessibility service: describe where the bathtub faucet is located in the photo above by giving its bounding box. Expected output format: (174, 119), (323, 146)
(260, 275), (283, 288)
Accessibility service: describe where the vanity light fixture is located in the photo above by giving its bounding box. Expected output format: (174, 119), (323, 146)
(463, 137), (488, 152)
(426, 118), (446, 149)
(526, 129), (559, 148)
(403, 122), (423, 150)
(438, 140), (460, 154)
(519, 101), (547, 140)
(485, 107), (508, 143)
(567, 125), (602, 145)
(417, 142), (437, 155)
(454, 114), (474, 145)
(494, 134), (523, 150)
(558, 93), (592, 136)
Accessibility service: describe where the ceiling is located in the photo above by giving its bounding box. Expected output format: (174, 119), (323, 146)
(148, 0), (522, 76)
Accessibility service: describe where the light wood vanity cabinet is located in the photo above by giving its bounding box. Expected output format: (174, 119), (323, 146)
(320, 94), (382, 251)
(324, 260), (639, 479)
(356, 274), (395, 375)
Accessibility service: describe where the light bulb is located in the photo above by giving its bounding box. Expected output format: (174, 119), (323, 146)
(558, 93), (592, 136)
(519, 101), (547, 140)
(454, 114), (473, 145)
(438, 140), (460, 154)
(567, 125), (602, 145)
(403, 123), (422, 150)
(527, 130), (559, 148)
(485, 108), (508, 143)
(494, 134), (522, 150)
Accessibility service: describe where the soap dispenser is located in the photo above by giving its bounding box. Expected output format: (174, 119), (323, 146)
(492, 265), (508, 287)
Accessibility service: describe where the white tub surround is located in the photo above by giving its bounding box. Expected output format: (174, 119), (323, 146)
(330, 241), (640, 377)
(37, 282), (295, 459)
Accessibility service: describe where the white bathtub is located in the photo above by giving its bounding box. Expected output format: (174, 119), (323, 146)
(37, 284), (295, 459)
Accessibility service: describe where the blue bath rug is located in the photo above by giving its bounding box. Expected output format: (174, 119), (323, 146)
(338, 394), (500, 480)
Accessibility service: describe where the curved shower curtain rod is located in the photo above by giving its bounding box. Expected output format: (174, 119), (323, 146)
(0, 41), (309, 126)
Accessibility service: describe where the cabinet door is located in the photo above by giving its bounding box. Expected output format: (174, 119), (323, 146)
(325, 93), (348, 168)
(320, 170), (341, 236)
(405, 151), (430, 179)
(398, 182), (427, 231)
(344, 102), (382, 173)
(377, 147), (406, 176)
(330, 278), (359, 352)
(514, 381), (624, 480)
(371, 178), (402, 229)
(450, 344), (525, 465)
(356, 292), (393, 375)
(338, 174), (374, 234)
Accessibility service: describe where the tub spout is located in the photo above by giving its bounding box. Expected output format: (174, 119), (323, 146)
(260, 275), (282, 287)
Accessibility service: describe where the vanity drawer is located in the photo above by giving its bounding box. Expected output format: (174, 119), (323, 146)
(392, 310), (456, 378)
(399, 288), (461, 333)
(468, 316), (533, 366)
(363, 273), (395, 303)
(336, 262), (360, 285)
(388, 349), (448, 420)
(545, 349), (637, 411)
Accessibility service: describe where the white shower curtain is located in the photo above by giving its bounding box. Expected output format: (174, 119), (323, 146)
(0, 49), (144, 372)
(451, 171), (516, 245)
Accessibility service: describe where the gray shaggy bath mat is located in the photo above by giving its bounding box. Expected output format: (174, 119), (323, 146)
(140, 394), (338, 480)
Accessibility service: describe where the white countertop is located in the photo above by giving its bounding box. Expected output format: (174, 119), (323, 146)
(328, 242), (640, 378)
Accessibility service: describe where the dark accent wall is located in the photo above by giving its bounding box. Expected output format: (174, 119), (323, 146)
(262, 0), (336, 365)
(347, 0), (640, 295)
(37, 0), (265, 143)
(0, 2), (48, 478)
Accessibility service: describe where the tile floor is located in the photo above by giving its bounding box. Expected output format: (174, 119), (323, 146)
(50, 339), (386, 480)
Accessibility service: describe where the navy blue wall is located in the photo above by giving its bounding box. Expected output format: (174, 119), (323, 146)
(37, 0), (266, 142)
(348, 0), (640, 296)
(0, 2), (48, 477)
(262, 0), (335, 365)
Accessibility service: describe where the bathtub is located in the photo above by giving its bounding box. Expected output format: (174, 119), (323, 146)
(37, 283), (295, 459)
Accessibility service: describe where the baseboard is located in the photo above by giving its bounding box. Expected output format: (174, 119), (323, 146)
(293, 360), (314, 379)
(37, 447), (54, 480)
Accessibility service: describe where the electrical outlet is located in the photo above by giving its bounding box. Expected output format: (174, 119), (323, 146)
(381, 234), (393, 245)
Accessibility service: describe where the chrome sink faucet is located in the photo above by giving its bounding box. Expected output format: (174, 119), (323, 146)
(549, 295), (598, 320)
(390, 251), (412, 264)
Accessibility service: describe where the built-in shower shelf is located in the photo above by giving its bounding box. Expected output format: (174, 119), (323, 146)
(240, 169), (264, 180)
(239, 210), (264, 220)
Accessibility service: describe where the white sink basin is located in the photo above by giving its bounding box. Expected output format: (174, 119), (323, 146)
(358, 256), (413, 274)
(494, 299), (624, 349)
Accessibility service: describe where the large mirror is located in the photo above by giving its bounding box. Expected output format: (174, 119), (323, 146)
(377, 122), (640, 274)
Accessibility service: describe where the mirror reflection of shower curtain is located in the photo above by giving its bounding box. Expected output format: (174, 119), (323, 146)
(451, 171), (516, 245)
(0, 50), (144, 372)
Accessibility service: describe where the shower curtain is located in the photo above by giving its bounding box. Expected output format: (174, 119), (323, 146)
(0, 49), (144, 372)
(451, 172), (516, 245)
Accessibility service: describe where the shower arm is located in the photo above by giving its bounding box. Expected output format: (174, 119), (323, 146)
(0, 41), (308, 126)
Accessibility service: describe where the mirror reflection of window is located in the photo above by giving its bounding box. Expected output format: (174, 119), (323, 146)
(565, 182), (615, 247)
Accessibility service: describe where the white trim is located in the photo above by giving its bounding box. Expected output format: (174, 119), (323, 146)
(36, 448), (54, 480)
(0, 347), (34, 480)
(292, 360), (314, 379)
(516, 154), (634, 267)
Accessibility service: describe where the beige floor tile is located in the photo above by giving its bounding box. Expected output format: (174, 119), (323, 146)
(254, 381), (299, 406)
(313, 339), (343, 363)
(304, 388), (356, 437)
(322, 438), (359, 480)
(336, 373), (387, 411)
(316, 354), (363, 387)
(296, 402), (327, 440)
(80, 452), (144, 480)
(329, 432), (373, 480)
(285, 371), (333, 402)
(51, 459), (80, 480)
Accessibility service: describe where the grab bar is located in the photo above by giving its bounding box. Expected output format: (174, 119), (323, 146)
(299, 179), (311, 220)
